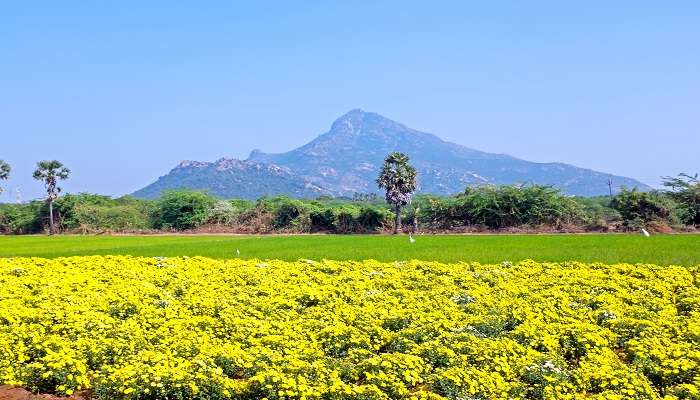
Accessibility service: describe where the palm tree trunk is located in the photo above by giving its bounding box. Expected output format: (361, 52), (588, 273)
(393, 205), (401, 234)
(48, 199), (54, 235)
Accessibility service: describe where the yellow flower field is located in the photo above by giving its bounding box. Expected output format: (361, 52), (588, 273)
(0, 256), (698, 399)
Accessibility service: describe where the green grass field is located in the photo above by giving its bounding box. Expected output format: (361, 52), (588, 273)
(0, 233), (698, 265)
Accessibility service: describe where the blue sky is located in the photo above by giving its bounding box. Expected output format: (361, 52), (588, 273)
(1, 1), (698, 200)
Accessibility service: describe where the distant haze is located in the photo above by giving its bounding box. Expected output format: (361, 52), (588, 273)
(1, 2), (698, 201)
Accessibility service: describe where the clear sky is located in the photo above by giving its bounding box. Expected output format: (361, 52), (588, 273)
(2, 1), (698, 201)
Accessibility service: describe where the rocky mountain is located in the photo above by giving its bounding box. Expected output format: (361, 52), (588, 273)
(133, 109), (651, 199)
(132, 159), (330, 200)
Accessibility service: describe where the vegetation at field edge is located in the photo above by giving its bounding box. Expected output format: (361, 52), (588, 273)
(1, 173), (698, 235)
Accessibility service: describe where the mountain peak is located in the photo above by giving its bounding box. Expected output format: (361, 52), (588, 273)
(342, 108), (366, 116)
(248, 149), (266, 159)
(330, 109), (408, 136)
(176, 160), (209, 169)
(135, 110), (652, 199)
(330, 109), (367, 134)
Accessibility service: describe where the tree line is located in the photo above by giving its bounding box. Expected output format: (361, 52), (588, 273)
(0, 156), (698, 234)
(0, 159), (70, 234)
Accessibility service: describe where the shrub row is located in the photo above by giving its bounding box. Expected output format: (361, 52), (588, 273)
(0, 193), (392, 234)
(415, 185), (587, 229)
(0, 180), (698, 234)
(219, 196), (392, 233)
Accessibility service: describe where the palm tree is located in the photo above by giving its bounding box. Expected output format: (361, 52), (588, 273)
(0, 160), (10, 195)
(377, 152), (417, 234)
(33, 160), (70, 234)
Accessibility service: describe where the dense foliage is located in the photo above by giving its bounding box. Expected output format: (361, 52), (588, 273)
(663, 174), (700, 226)
(0, 194), (150, 234)
(54, 194), (152, 232)
(0, 257), (698, 399)
(610, 189), (677, 230)
(1, 183), (698, 234)
(416, 186), (586, 230)
(0, 202), (43, 234)
(152, 191), (217, 230)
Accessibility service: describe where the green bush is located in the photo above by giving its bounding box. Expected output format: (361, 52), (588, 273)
(416, 185), (586, 229)
(53, 193), (113, 223)
(4, 182), (697, 235)
(0, 202), (44, 233)
(271, 197), (308, 229)
(152, 191), (216, 230)
(574, 196), (621, 229)
(309, 206), (336, 231)
(248, 197), (390, 233)
(611, 188), (677, 230)
(357, 206), (390, 232)
(70, 203), (151, 231)
(663, 173), (700, 226)
(415, 195), (470, 229)
(464, 185), (586, 228)
(48, 194), (151, 232)
(333, 206), (359, 233)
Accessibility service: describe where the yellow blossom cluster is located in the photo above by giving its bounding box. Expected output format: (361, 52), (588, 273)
(0, 256), (698, 399)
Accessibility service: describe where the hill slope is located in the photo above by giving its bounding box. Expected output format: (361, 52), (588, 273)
(134, 109), (650, 199)
(133, 159), (330, 200)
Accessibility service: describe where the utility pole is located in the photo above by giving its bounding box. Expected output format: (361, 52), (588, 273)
(606, 179), (613, 200)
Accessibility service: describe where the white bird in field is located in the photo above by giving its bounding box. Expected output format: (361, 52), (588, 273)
(409, 234), (416, 243)
(236, 249), (240, 256)
(641, 229), (650, 237)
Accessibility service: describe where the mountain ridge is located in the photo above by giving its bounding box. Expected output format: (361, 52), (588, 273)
(133, 109), (651, 199)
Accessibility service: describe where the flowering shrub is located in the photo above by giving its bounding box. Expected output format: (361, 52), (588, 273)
(0, 257), (698, 399)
